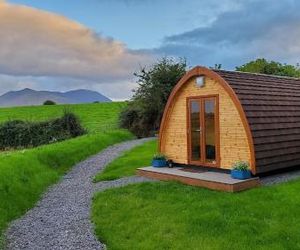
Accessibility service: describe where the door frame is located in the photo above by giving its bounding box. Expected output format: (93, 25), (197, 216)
(186, 94), (220, 167)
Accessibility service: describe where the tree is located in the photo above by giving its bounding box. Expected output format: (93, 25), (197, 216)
(43, 100), (56, 105)
(120, 57), (187, 137)
(236, 58), (300, 77)
(212, 64), (222, 70)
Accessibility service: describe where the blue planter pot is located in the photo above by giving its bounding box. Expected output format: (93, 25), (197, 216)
(152, 159), (167, 168)
(231, 170), (251, 180)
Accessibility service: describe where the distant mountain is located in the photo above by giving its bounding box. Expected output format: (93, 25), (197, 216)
(0, 88), (112, 107)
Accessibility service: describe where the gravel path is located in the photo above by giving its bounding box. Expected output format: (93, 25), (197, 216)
(261, 169), (300, 186)
(5, 138), (155, 250)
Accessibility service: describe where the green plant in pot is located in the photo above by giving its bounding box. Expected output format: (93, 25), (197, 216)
(231, 161), (251, 180)
(152, 153), (167, 168)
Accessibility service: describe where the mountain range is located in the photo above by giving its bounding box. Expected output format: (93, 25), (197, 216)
(0, 88), (112, 107)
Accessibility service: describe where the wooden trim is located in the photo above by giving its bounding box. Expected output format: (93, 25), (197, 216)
(158, 66), (257, 174)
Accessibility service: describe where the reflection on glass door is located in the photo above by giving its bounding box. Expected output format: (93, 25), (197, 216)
(204, 99), (216, 163)
(188, 96), (218, 166)
(190, 100), (201, 161)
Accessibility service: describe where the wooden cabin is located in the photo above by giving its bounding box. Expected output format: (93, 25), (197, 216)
(159, 66), (300, 174)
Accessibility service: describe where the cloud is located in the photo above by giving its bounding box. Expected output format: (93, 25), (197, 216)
(0, 1), (154, 82)
(1, 0), (299, 100)
(157, 0), (300, 68)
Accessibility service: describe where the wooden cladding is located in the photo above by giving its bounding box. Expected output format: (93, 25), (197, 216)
(215, 69), (300, 173)
(160, 66), (300, 174)
(159, 70), (252, 171)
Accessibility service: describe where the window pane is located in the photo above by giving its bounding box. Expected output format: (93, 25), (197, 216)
(190, 101), (201, 161)
(205, 99), (216, 162)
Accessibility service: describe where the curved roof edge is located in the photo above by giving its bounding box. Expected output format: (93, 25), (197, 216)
(158, 66), (256, 174)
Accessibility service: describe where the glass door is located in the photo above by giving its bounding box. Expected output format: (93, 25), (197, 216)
(188, 96), (218, 166)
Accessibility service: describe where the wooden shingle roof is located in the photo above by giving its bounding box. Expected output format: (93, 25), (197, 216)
(214, 69), (300, 173)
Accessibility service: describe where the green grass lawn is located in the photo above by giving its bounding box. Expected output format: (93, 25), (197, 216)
(92, 141), (300, 250)
(0, 102), (126, 133)
(94, 139), (157, 181)
(0, 102), (133, 247)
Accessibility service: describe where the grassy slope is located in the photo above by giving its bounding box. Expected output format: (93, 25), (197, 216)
(0, 102), (133, 246)
(0, 102), (126, 133)
(92, 141), (300, 250)
(0, 131), (133, 233)
(94, 140), (157, 181)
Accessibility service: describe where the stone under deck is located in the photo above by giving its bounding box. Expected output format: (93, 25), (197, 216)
(137, 166), (260, 192)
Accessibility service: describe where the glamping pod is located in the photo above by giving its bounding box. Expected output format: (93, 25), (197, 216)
(159, 66), (300, 174)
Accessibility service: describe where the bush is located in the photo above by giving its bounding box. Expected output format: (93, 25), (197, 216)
(120, 58), (186, 137)
(43, 100), (56, 105)
(0, 112), (86, 150)
(119, 104), (156, 137)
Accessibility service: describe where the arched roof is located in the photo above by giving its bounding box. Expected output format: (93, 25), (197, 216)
(159, 66), (300, 174)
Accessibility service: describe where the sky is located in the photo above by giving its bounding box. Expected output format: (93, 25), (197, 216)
(1, 0), (300, 100)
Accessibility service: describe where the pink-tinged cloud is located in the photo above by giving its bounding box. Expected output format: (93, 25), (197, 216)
(0, 1), (154, 82)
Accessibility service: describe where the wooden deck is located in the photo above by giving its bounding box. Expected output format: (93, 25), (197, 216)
(137, 167), (260, 192)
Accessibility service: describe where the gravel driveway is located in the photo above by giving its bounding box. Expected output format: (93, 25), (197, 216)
(260, 169), (300, 186)
(5, 138), (155, 250)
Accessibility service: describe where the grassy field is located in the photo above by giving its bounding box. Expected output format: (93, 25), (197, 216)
(0, 102), (133, 247)
(92, 141), (300, 250)
(94, 139), (157, 181)
(0, 102), (126, 133)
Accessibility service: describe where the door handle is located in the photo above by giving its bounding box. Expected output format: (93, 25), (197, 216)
(193, 128), (202, 132)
